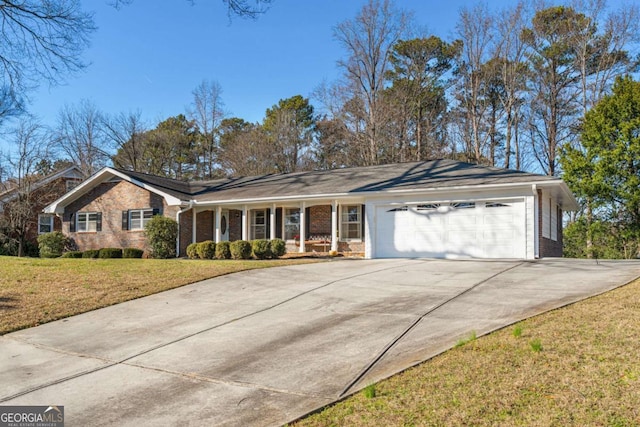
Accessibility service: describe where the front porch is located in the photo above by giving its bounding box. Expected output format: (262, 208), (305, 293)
(177, 201), (365, 257)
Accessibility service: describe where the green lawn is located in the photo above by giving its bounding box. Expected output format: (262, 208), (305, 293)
(0, 256), (320, 335)
(294, 277), (640, 426)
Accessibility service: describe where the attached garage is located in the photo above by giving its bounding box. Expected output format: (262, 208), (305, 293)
(374, 199), (527, 259)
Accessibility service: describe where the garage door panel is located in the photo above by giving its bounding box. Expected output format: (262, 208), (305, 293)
(375, 200), (525, 259)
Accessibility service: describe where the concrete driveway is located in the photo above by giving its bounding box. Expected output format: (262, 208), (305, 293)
(1, 258), (639, 426)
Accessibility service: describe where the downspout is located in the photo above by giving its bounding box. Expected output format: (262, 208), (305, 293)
(176, 201), (194, 258)
(532, 184), (539, 259)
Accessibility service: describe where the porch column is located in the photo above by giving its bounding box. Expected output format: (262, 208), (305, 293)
(331, 200), (338, 252)
(215, 206), (222, 243)
(242, 205), (248, 240)
(299, 201), (306, 253)
(191, 208), (197, 244)
(270, 203), (276, 240)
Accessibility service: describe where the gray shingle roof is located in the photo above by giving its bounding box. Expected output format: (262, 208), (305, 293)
(118, 159), (559, 203)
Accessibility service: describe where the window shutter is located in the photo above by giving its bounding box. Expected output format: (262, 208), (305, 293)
(96, 212), (102, 232)
(152, 208), (160, 216)
(361, 205), (365, 239)
(275, 208), (283, 239)
(122, 211), (129, 230)
(69, 213), (76, 233)
(305, 207), (311, 237)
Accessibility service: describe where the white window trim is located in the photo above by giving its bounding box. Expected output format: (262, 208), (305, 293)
(283, 207), (300, 241)
(77, 212), (99, 233)
(250, 209), (267, 240)
(340, 204), (362, 242)
(38, 214), (54, 234)
(129, 208), (154, 231)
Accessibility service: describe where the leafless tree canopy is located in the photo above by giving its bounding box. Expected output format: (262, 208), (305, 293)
(0, 1), (95, 109)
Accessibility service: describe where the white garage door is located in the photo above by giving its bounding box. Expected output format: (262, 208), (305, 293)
(374, 200), (526, 259)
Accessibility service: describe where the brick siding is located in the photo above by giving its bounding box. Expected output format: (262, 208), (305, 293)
(537, 189), (563, 258)
(65, 180), (173, 254)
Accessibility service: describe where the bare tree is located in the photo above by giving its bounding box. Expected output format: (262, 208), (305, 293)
(334, 0), (410, 165)
(0, 1), (94, 106)
(1, 117), (50, 256)
(103, 110), (147, 171)
(494, 1), (530, 169)
(454, 3), (495, 164)
(188, 80), (226, 178)
(218, 119), (275, 176)
(55, 100), (109, 178)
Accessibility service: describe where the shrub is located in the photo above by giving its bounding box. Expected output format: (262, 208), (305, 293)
(82, 249), (100, 259)
(61, 251), (83, 258)
(251, 239), (272, 259)
(230, 240), (251, 260)
(269, 238), (286, 258)
(144, 216), (178, 259)
(37, 231), (69, 258)
(99, 248), (122, 259)
(215, 241), (231, 259)
(197, 240), (216, 259)
(123, 248), (144, 259)
(186, 243), (199, 259)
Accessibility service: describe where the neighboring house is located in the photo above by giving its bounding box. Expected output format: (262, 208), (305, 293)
(0, 165), (84, 250)
(43, 159), (578, 259)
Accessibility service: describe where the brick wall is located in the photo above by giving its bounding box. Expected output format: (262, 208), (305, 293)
(309, 205), (331, 236)
(64, 180), (170, 254)
(537, 189), (563, 258)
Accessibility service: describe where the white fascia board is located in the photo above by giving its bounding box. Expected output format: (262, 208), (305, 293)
(190, 180), (570, 208)
(44, 167), (184, 214)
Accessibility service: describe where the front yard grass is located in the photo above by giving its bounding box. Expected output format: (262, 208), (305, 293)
(0, 256), (320, 335)
(295, 277), (640, 426)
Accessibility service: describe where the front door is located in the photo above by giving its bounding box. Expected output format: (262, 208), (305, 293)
(220, 210), (229, 241)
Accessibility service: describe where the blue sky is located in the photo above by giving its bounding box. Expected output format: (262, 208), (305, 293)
(22, 0), (632, 137)
(26, 0), (472, 131)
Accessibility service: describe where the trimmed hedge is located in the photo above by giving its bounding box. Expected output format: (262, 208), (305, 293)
(98, 248), (122, 259)
(270, 238), (286, 258)
(215, 241), (231, 260)
(251, 239), (271, 259)
(186, 243), (199, 259)
(230, 240), (252, 260)
(61, 251), (83, 258)
(82, 249), (100, 259)
(123, 248), (144, 258)
(197, 240), (216, 260)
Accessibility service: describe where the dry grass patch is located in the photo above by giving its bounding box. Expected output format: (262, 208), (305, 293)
(295, 278), (640, 427)
(0, 257), (320, 335)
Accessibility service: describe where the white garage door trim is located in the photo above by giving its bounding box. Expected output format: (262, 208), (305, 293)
(374, 199), (526, 259)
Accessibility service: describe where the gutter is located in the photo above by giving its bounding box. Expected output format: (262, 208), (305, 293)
(532, 184), (539, 259)
(190, 180), (567, 207)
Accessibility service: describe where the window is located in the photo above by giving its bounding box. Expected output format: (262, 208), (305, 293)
(387, 206), (408, 212)
(417, 204), (440, 211)
(450, 202), (475, 209)
(284, 208), (300, 240)
(38, 214), (54, 234)
(341, 205), (361, 240)
(76, 212), (101, 232)
(486, 202), (510, 208)
(129, 209), (154, 230)
(251, 210), (266, 239)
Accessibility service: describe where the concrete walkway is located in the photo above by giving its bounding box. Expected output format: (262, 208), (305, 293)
(1, 259), (639, 426)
